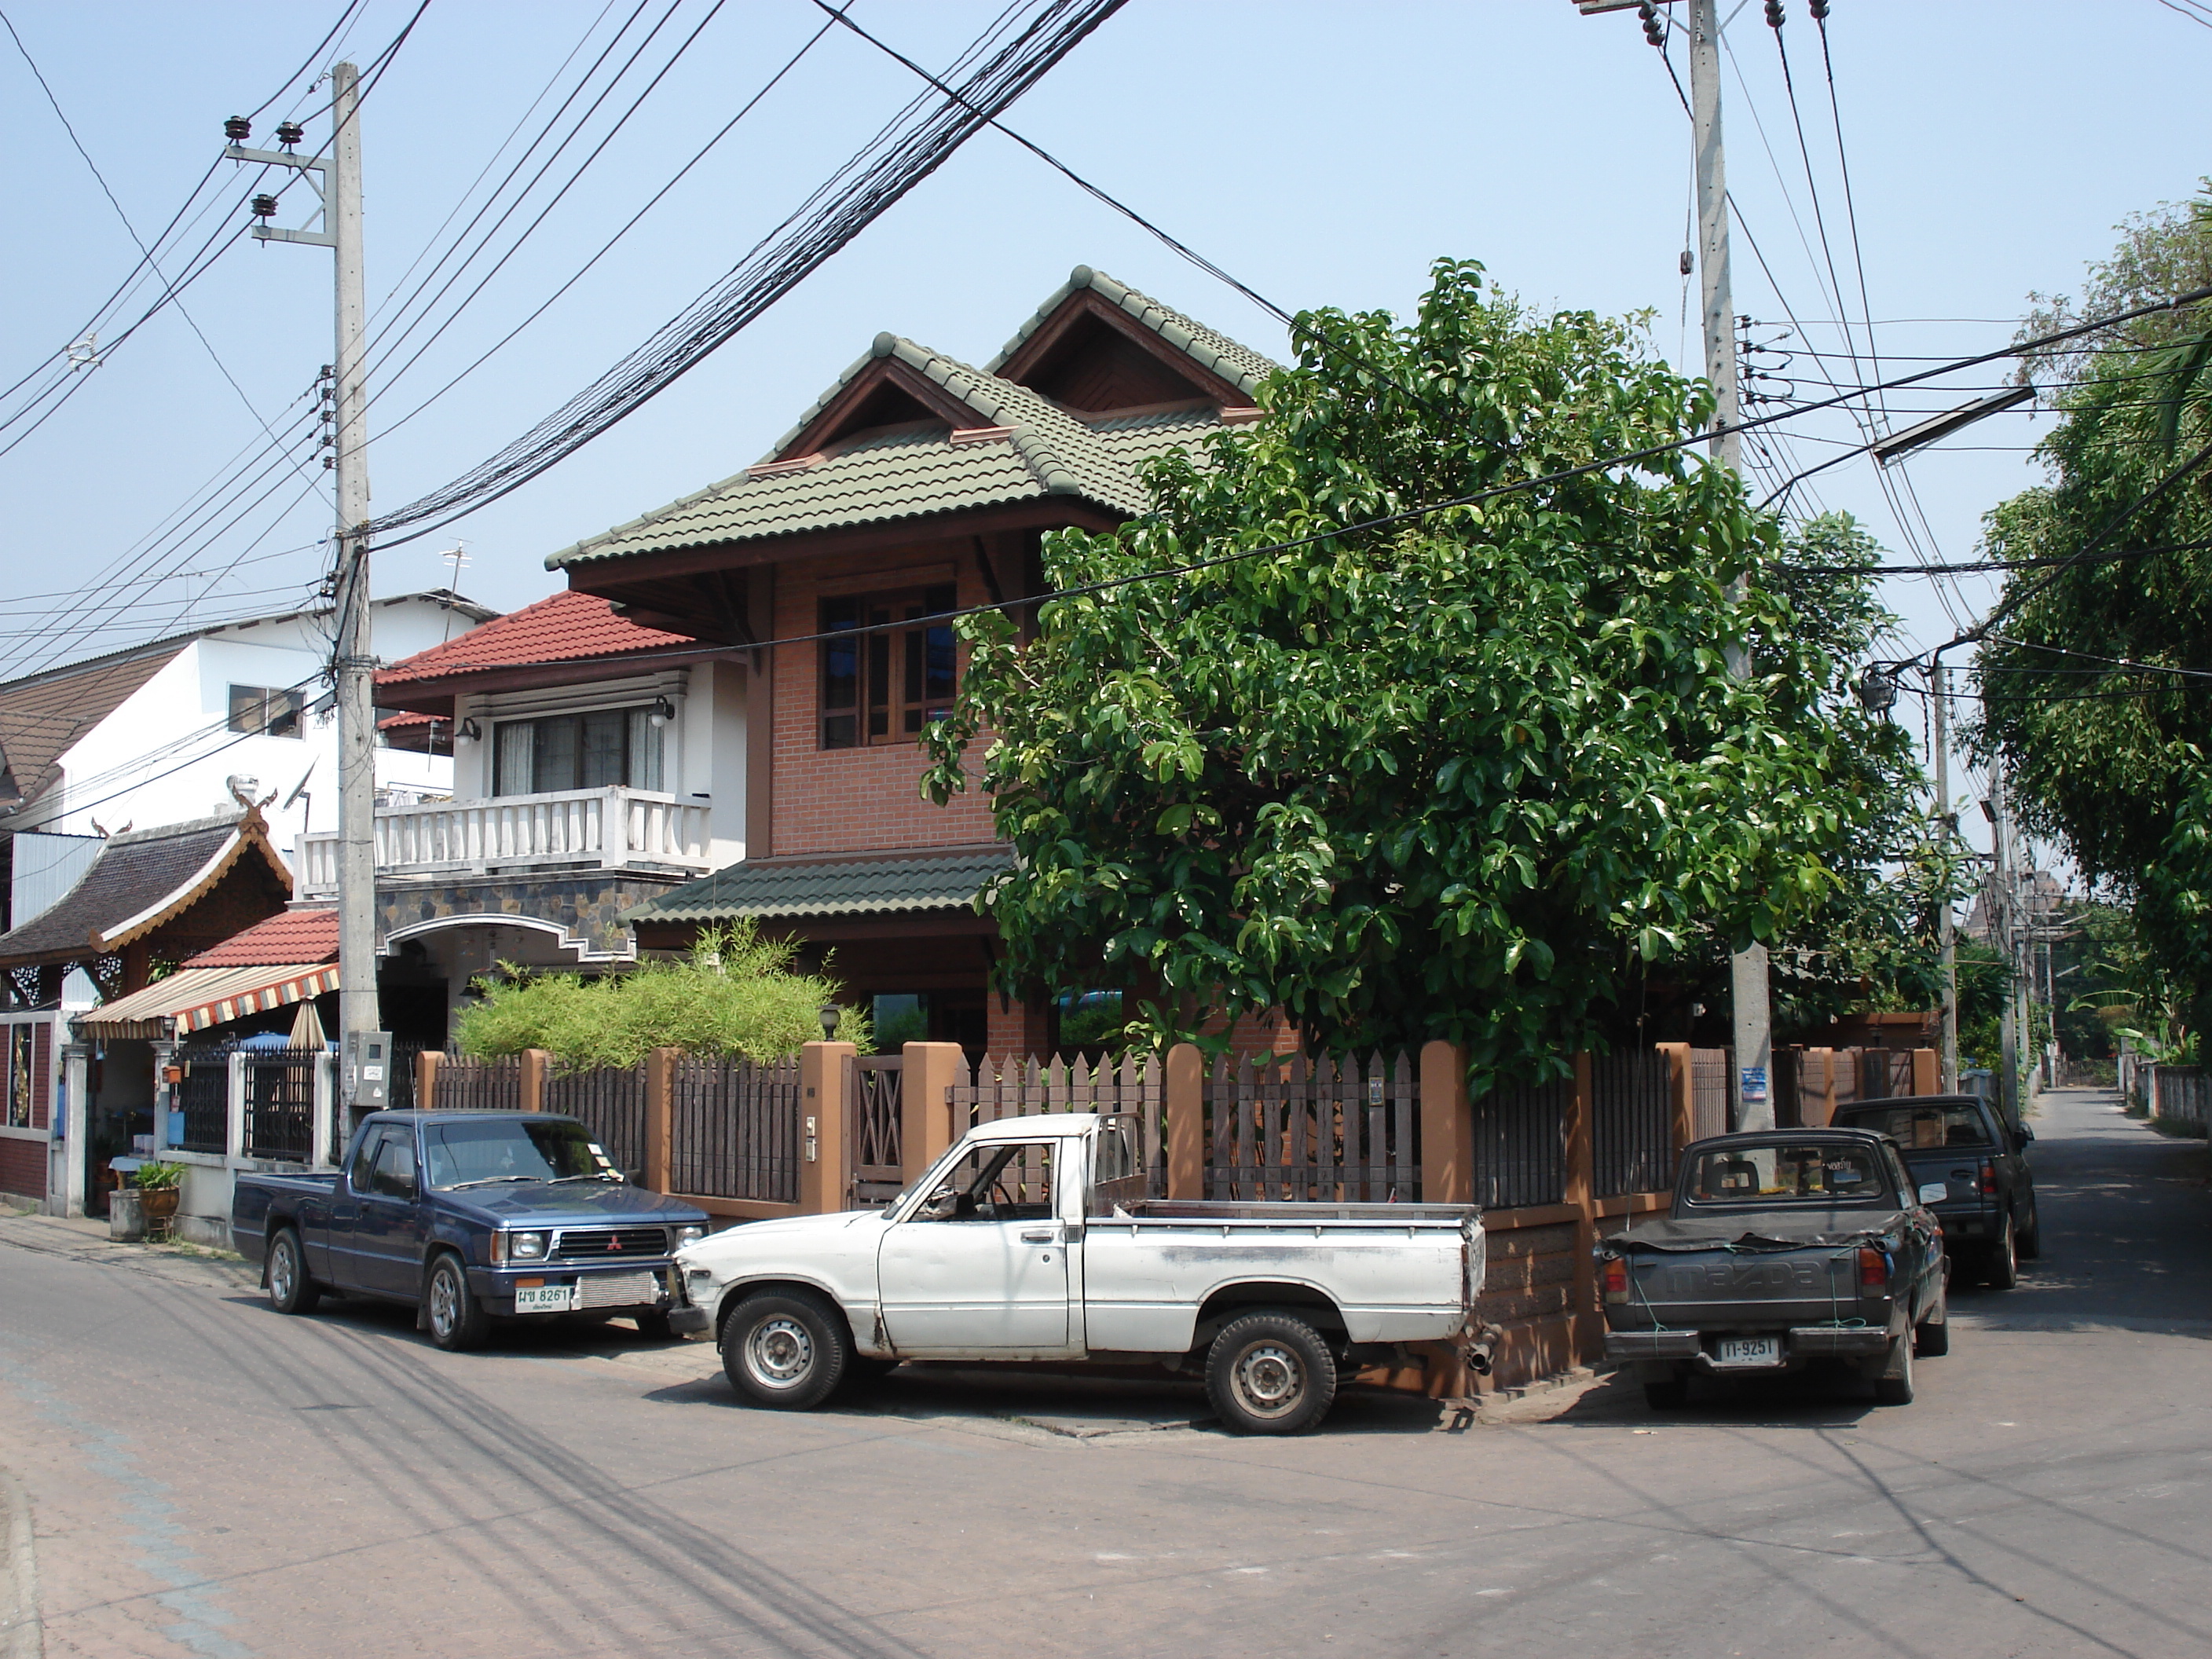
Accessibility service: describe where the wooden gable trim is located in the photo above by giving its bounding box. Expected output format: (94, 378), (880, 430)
(775, 357), (995, 463)
(92, 811), (295, 953)
(994, 287), (1249, 412)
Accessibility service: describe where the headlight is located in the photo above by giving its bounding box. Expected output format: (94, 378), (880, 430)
(510, 1230), (548, 1261)
(675, 1225), (705, 1247)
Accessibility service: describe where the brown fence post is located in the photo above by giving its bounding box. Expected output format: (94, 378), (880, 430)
(520, 1049), (550, 1114)
(799, 1040), (855, 1214)
(1565, 1050), (1599, 1357)
(1165, 1043), (1204, 1199)
(1417, 1041), (1472, 1203)
(643, 1048), (676, 1193)
(1656, 1042), (1694, 1155)
(416, 1049), (441, 1111)
(901, 1042), (965, 1187)
(1912, 1047), (1939, 1096)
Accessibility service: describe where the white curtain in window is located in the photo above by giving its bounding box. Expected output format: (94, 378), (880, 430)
(496, 721), (533, 796)
(628, 707), (664, 791)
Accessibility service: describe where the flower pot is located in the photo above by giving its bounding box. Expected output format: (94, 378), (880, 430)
(108, 1187), (145, 1242)
(141, 1187), (181, 1226)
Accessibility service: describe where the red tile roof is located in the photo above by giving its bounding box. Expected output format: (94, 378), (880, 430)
(377, 589), (694, 688)
(182, 906), (339, 969)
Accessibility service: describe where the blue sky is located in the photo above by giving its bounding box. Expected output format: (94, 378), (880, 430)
(2, 0), (2207, 855)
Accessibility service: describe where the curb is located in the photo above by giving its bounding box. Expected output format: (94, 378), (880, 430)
(0, 1468), (40, 1659)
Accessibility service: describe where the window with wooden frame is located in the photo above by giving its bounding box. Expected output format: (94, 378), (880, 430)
(819, 584), (958, 749)
(492, 706), (664, 797)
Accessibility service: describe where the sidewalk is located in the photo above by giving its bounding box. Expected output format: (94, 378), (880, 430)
(0, 1207), (259, 1295)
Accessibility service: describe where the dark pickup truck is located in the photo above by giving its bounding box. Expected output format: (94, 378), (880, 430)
(233, 1111), (710, 1350)
(1599, 1128), (1950, 1409)
(1829, 1093), (2038, 1287)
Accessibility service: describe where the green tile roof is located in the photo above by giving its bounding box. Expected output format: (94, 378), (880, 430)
(624, 847), (1015, 925)
(545, 270), (1279, 573)
(987, 266), (1278, 397)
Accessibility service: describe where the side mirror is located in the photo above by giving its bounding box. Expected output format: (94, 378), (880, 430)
(917, 1187), (958, 1222)
(1917, 1183), (1947, 1207)
(2016, 1126), (2035, 1146)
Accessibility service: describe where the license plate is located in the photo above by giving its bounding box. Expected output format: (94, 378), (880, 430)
(512, 1283), (575, 1314)
(1714, 1336), (1782, 1368)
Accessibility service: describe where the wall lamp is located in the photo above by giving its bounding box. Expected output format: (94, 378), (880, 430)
(456, 717), (482, 745)
(648, 694), (676, 730)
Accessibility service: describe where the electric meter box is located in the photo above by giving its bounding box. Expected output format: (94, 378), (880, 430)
(346, 1030), (394, 1109)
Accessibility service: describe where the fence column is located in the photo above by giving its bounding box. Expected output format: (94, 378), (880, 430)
(226, 1053), (248, 1163)
(901, 1042), (965, 1187)
(520, 1049), (550, 1114)
(1417, 1041), (1472, 1203)
(799, 1040), (855, 1214)
(1564, 1051), (1599, 1357)
(1165, 1043), (1204, 1199)
(643, 1047), (675, 1193)
(1657, 1042), (1694, 1156)
(416, 1049), (442, 1111)
(1912, 1047), (1939, 1096)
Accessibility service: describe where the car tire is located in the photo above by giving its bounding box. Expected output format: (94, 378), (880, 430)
(1914, 1281), (1950, 1358)
(632, 1309), (675, 1341)
(1643, 1373), (1690, 1411)
(425, 1252), (490, 1352)
(1872, 1335), (1915, 1406)
(266, 1228), (320, 1317)
(1205, 1310), (1339, 1436)
(2015, 1201), (2042, 1262)
(1984, 1216), (2019, 1290)
(721, 1290), (850, 1410)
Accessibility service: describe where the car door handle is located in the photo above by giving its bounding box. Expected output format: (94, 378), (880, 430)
(1020, 1229), (1057, 1243)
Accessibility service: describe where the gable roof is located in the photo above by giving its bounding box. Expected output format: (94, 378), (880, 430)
(182, 906), (339, 969)
(0, 639), (188, 815)
(0, 809), (292, 967)
(378, 589), (697, 689)
(546, 269), (1277, 575)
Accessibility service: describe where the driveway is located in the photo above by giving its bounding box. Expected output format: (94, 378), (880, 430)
(2, 1086), (2207, 1658)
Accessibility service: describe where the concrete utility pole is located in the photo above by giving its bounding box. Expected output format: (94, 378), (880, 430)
(1933, 662), (1958, 1092)
(1584, 0), (1774, 1126)
(1989, 765), (2021, 1126)
(231, 62), (376, 1099)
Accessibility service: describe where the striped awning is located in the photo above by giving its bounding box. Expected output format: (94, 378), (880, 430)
(77, 962), (339, 1039)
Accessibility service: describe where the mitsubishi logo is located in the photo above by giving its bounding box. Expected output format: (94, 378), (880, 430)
(607, 1235), (624, 1252)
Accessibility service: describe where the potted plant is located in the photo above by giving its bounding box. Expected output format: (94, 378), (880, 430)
(134, 1162), (185, 1232)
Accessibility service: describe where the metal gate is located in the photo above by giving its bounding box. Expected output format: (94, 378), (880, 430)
(844, 1054), (903, 1206)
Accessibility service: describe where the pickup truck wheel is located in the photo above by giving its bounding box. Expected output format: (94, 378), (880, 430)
(1643, 1373), (1690, 1410)
(2015, 1203), (2042, 1262)
(266, 1228), (320, 1317)
(721, 1291), (848, 1410)
(1872, 1335), (1916, 1406)
(1205, 1311), (1339, 1436)
(1914, 1281), (1950, 1357)
(425, 1253), (490, 1352)
(1983, 1217), (2020, 1291)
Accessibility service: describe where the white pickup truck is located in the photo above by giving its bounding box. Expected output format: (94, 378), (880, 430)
(672, 1111), (1489, 1434)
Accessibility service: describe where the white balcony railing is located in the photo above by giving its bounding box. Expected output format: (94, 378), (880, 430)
(296, 786), (714, 896)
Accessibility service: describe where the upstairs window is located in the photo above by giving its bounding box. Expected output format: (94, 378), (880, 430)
(493, 706), (664, 797)
(819, 584), (958, 749)
(228, 685), (302, 738)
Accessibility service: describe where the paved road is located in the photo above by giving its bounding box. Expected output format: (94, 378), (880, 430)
(4, 1088), (2207, 1659)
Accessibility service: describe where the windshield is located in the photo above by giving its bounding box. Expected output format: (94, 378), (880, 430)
(423, 1119), (613, 1189)
(1837, 1102), (1990, 1150)
(1683, 1141), (1895, 1206)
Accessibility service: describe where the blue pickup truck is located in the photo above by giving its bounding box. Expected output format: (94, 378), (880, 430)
(233, 1111), (711, 1351)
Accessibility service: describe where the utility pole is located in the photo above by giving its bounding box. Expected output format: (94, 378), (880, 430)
(230, 63), (377, 1105)
(1584, 0), (1774, 1126)
(1933, 662), (1958, 1092)
(1989, 766), (2020, 1126)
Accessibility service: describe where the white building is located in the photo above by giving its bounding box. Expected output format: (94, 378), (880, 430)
(0, 591), (492, 933)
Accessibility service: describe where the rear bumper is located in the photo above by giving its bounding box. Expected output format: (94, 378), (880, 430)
(1606, 1325), (1893, 1369)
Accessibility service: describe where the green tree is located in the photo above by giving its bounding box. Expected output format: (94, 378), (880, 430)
(454, 923), (870, 1068)
(1975, 189), (2212, 1040)
(925, 260), (1911, 1086)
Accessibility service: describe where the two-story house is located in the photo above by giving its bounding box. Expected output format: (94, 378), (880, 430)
(528, 266), (1279, 1055)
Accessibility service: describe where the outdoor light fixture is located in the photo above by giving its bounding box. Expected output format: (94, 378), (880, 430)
(1857, 666), (1899, 715)
(1871, 384), (2036, 466)
(223, 115), (251, 142)
(648, 694), (676, 730)
(818, 1004), (842, 1041)
(456, 717), (482, 745)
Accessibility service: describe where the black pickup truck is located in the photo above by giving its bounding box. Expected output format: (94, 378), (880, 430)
(233, 1111), (710, 1350)
(1829, 1093), (2038, 1287)
(1599, 1128), (1950, 1408)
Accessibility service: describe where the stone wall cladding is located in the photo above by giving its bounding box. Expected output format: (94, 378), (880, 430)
(771, 544), (996, 857)
(377, 870), (694, 958)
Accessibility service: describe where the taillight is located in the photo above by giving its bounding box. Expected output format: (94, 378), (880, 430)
(1979, 1162), (1997, 1196)
(1602, 1255), (1629, 1305)
(1858, 1247), (1889, 1288)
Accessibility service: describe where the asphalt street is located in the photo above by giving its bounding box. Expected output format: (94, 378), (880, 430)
(3, 1086), (2207, 1659)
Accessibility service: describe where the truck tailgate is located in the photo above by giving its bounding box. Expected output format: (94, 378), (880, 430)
(1621, 1244), (1862, 1330)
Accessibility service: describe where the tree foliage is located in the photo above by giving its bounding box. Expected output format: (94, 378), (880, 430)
(454, 924), (870, 1068)
(1976, 189), (2212, 1037)
(925, 260), (1912, 1085)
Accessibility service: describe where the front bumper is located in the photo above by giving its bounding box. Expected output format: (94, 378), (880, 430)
(471, 1261), (680, 1316)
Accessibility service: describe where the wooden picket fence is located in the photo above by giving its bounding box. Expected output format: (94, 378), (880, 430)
(1201, 1051), (1418, 1203)
(948, 1053), (1166, 1193)
(669, 1057), (803, 1203)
